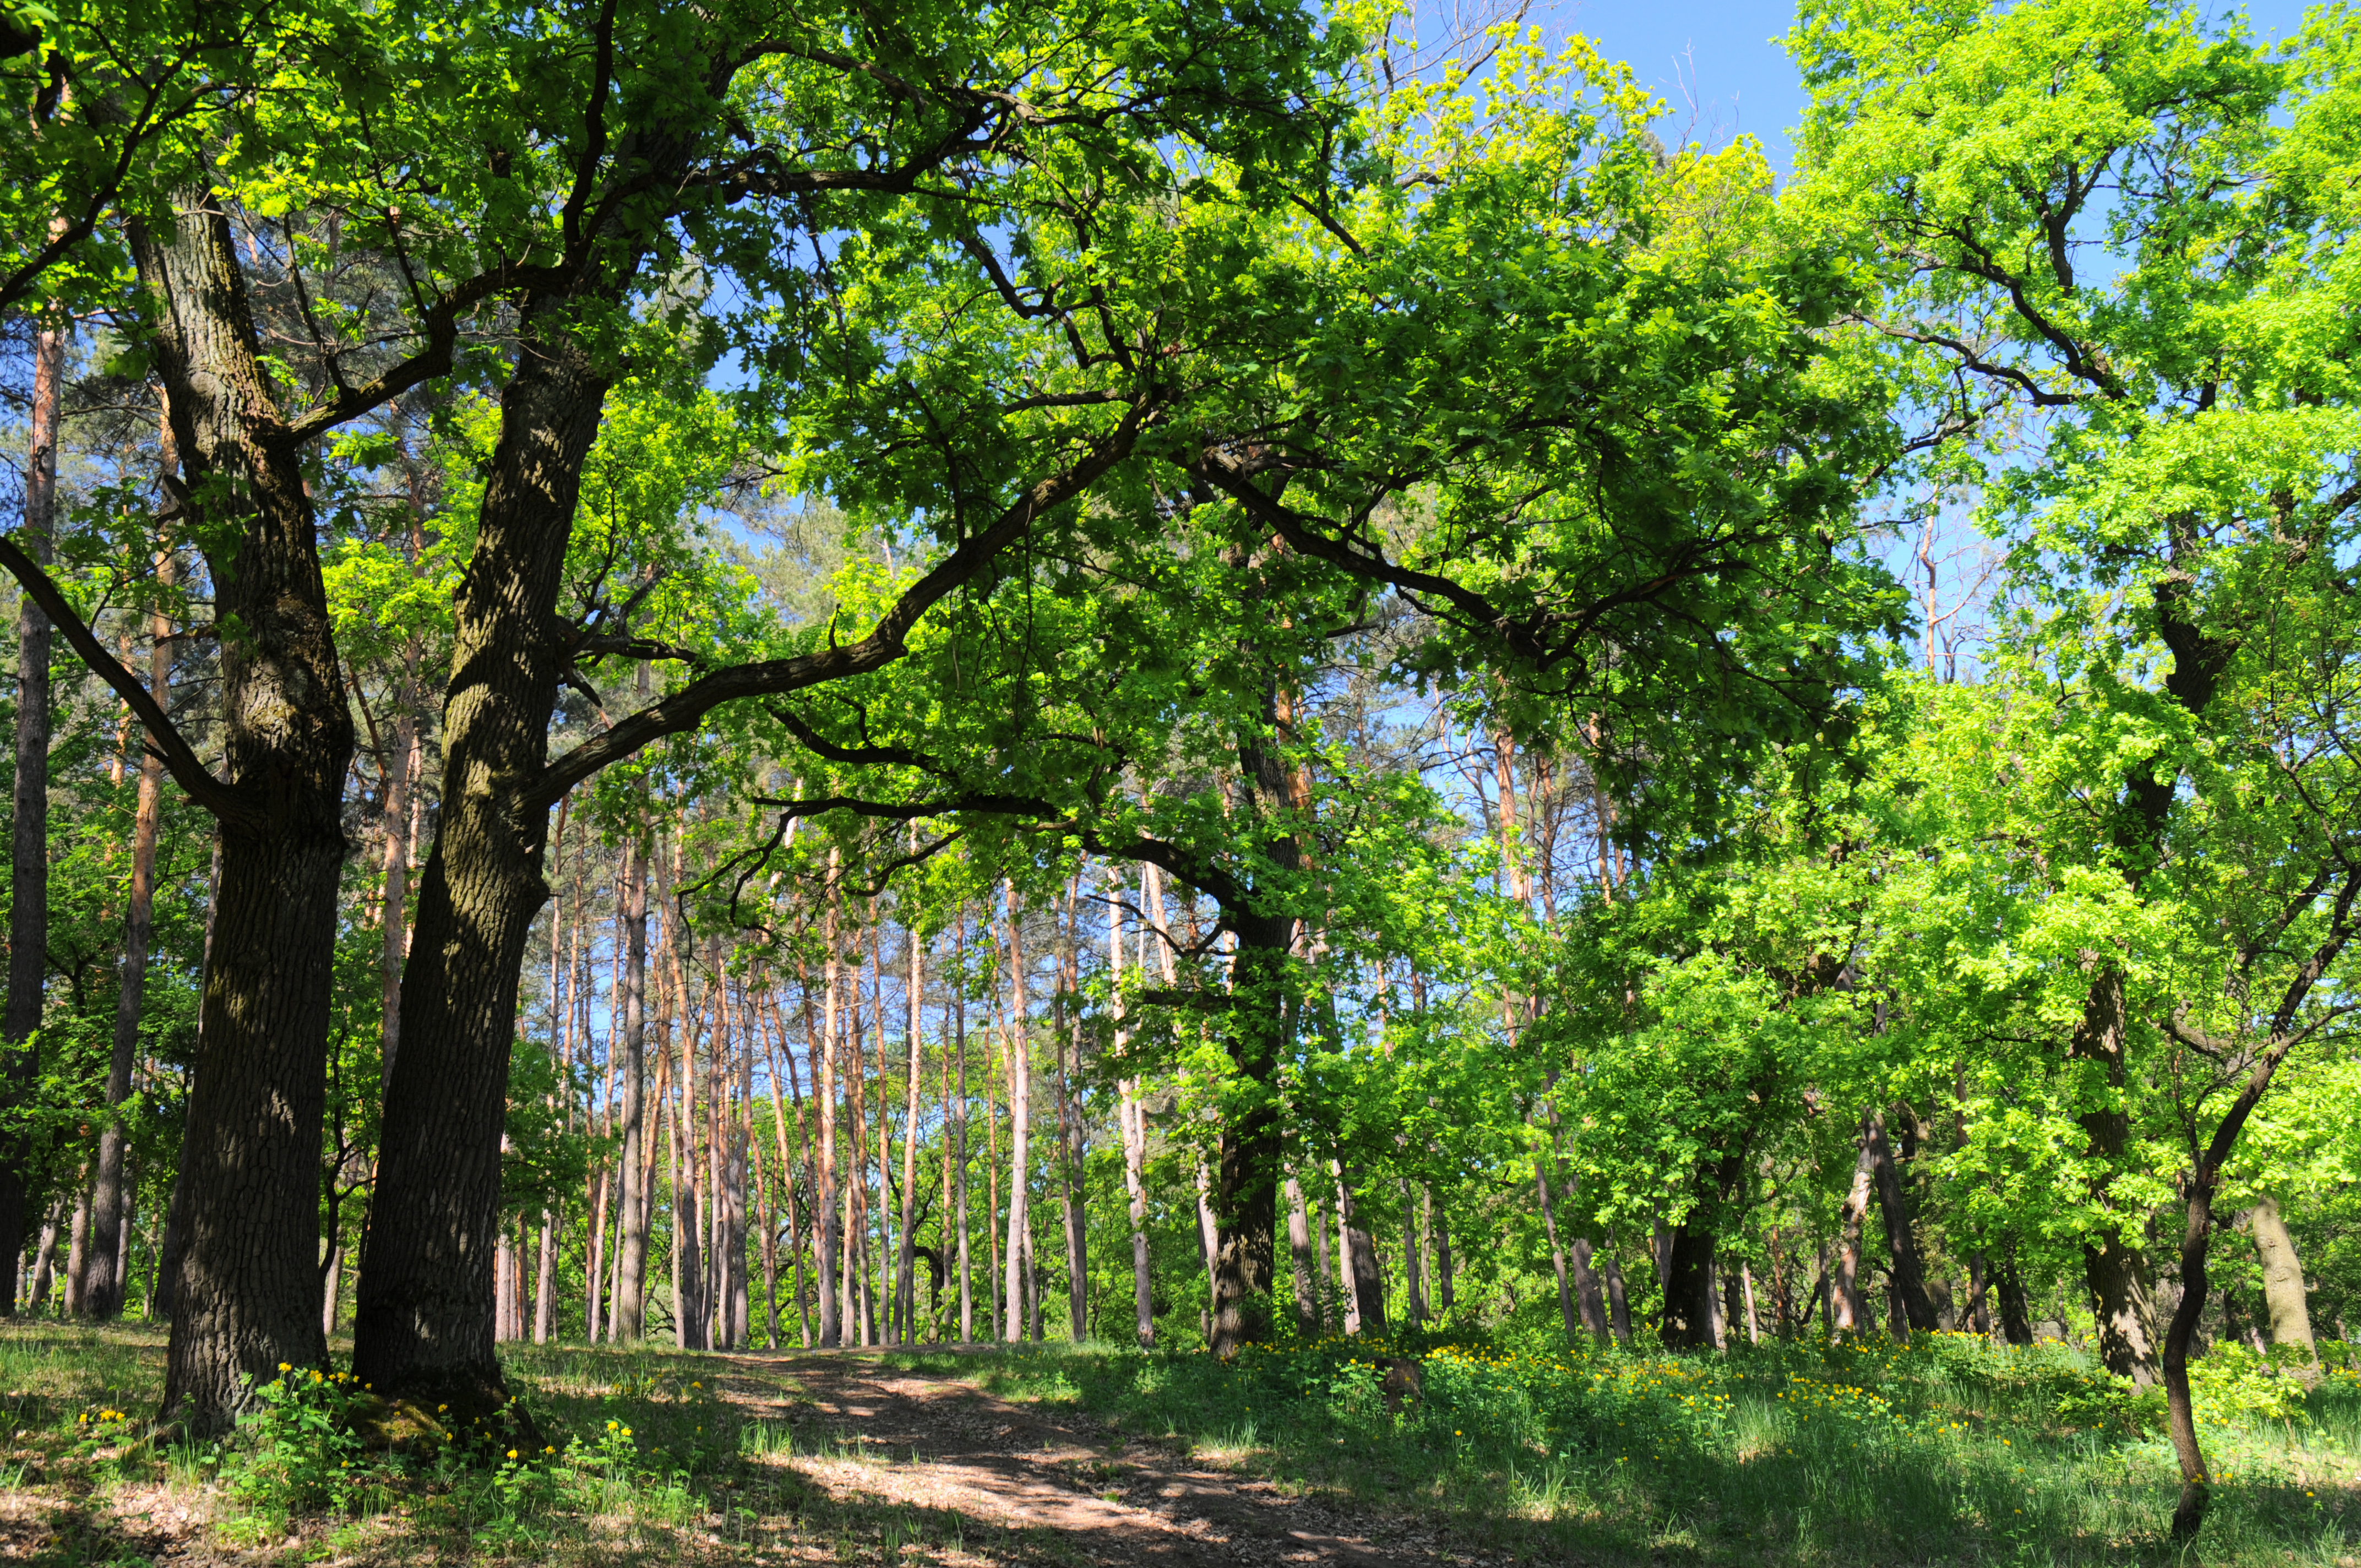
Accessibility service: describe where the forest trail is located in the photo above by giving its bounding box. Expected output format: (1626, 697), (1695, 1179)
(719, 1351), (1492, 1566)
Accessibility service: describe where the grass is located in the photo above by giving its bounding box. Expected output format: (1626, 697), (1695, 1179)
(1, 1320), (2352, 1564)
(955, 1329), (2361, 1565)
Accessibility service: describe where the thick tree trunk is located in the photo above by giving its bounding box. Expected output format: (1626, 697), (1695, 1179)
(1338, 1177), (1385, 1340)
(1605, 1251), (1631, 1346)
(84, 562), (174, 1320)
(1207, 913), (1288, 1358)
(1994, 1252), (2034, 1344)
(2247, 1195), (2314, 1362)
(2069, 967), (2162, 1383)
(1863, 1108), (1939, 1334)
(1660, 1222), (1720, 1350)
(353, 312), (611, 1408)
(123, 193), (355, 1432)
(0, 314), (59, 1310)
(1571, 1237), (1609, 1343)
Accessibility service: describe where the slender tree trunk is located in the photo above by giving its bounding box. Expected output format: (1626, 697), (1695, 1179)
(817, 858), (843, 1347)
(63, 1173), (89, 1316)
(1863, 1108), (1938, 1335)
(986, 1017), (1004, 1341)
(1002, 888), (1030, 1344)
(1432, 1188), (1454, 1316)
(1835, 1144), (1873, 1335)
(1533, 1162), (1582, 1350)
(728, 976), (752, 1350)
(0, 312), (59, 1309)
(611, 832), (652, 1339)
(29, 1196), (64, 1312)
(1284, 1174), (1318, 1335)
(1335, 1168), (1385, 1337)
(1400, 1175), (1425, 1326)
(897, 929), (923, 1344)
(378, 653), (419, 1088)
(1111, 896), (1154, 1346)
(1054, 881), (1087, 1342)
(84, 559), (175, 1319)
(954, 932), (973, 1343)
(1605, 1252), (1631, 1346)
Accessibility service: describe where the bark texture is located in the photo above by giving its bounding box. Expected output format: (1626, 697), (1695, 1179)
(353, 314), (610, 1406)
(128, 192), (354, 1432)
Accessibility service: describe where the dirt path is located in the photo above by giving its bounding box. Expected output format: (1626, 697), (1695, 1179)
(716, 1352), (1493, 1566)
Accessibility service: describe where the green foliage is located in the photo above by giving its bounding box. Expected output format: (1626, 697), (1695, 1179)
(225, 1364), (380, 1522)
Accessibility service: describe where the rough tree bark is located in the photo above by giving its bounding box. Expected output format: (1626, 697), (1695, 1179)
(352, 307), (611, 1407)
(113, 191), (355, 1433)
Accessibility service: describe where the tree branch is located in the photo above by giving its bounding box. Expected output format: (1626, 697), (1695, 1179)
(0, 536), (250, 823)
(525, 405), (1150, 808)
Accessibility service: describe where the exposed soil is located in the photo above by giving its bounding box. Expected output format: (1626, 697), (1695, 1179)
(0, 1348), (1536, 1565)
(722, 1349), (1490, 1566)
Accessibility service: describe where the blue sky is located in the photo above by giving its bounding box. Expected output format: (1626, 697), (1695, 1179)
(1527, 0), (2323, 175)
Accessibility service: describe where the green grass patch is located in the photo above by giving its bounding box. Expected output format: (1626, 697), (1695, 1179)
(956, 1330), (2361, 1565)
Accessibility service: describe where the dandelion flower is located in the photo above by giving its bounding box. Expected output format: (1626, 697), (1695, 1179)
(507, 1449), (519, 1460)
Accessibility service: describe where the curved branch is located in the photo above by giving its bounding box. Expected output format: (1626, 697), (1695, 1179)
(0, 536), (251, 824)
(526, 405), (1149, 808)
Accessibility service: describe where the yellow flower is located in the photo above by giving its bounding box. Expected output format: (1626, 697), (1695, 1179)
(507, 1449), (519, 1460)
(278, 1362), (292, 1373)
(607, 1420), (619, 1430)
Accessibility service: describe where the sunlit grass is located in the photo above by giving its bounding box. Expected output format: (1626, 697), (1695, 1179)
(5, 1321), (2351, 1564)
(972, 1330), (2361, 1565)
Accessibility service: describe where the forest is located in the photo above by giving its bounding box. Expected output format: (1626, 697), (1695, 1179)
(1, 0), (2358, 1561)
